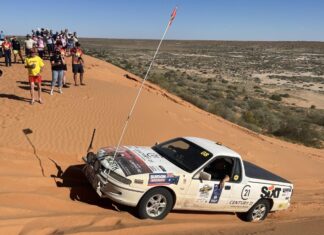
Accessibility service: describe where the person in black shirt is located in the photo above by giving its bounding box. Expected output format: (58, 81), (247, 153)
(11, 36), (24, 64)
(50, 49), (65, 95)
(210, 158), (232, 189)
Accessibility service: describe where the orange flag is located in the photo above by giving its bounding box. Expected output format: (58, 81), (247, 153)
(169, 7), (178, 27)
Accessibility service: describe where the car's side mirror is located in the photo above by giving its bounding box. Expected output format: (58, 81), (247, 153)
(199, 171), (211, 181)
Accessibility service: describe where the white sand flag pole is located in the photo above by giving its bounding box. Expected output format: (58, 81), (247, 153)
(107, 6), (178, 176)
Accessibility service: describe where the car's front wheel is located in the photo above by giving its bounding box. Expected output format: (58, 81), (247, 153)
(137, 188), (173, 220)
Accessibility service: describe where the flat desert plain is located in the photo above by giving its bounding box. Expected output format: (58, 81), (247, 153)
(0, 55), (323, 235)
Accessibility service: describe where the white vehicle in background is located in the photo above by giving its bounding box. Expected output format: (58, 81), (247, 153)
(83, 137), (293, 221)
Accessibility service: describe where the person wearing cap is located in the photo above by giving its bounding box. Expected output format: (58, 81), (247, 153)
(50, 48), (65, 95)
(24, 49), (44, 104)
(24, 34), (35, 56)
(11, 36), (24, 64)
(2, 37), (12, 67)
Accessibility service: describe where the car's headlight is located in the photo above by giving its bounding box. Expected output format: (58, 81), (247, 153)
(108, 171), (132, 185)
(97, 149), (106, 159)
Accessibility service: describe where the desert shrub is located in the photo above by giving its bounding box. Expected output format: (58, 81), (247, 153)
(273, 117), (322, 148)
(280, 93), (290, 98)
(242, 111), (257, 124)
(252, 108), (281, 133)
(270, 94), (282, 101)
(307, 110), (324, 126)
(247, 99), (264, 110)
(179, 92), (207, 110)
(254, 77), (261, 83)
(208, 103), (237, 121)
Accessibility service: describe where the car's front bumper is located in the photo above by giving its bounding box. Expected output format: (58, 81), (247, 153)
(83, 164), (145, 207)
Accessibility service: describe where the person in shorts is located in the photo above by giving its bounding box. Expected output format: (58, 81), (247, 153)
(11, 36), (24, 63)
(24, 49), (45, 104)
(70, 42), (85, 86)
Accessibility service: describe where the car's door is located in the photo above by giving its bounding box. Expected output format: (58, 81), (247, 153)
(182, 156), (243, 211)
(182, 177), (232, 211)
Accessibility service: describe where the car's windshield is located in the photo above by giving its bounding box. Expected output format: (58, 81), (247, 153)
(152, 138), (213, 172)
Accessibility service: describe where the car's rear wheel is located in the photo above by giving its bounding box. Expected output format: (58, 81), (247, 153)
(137, 188), (173, 220)
(239, 199), (270, 222)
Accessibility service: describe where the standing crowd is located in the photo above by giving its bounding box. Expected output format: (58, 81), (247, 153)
(0, 28), (85, 105)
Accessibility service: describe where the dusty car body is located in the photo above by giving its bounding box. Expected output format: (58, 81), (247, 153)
(83, 137), (293, 221)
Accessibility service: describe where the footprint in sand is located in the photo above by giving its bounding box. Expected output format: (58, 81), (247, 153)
(82, 95), (94, 100)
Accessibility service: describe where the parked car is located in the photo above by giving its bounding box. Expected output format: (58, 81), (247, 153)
(83, 137), (293, 221)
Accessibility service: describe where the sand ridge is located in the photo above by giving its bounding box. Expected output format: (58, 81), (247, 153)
(0, 55), (323, 234)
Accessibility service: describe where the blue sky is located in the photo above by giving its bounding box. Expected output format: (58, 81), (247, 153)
(0, 0), (323, 41)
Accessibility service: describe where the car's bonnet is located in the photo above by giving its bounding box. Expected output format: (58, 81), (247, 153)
(99, 146), (185, 177)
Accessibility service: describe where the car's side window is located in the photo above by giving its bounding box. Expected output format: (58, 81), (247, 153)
(203, 157), (233, 181)
(203, 156), (241, 183)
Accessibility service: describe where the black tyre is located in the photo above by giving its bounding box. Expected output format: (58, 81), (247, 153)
(239, 199), (270, 222)
(86, 152), (96, 164)
(137, 187), (173, 220)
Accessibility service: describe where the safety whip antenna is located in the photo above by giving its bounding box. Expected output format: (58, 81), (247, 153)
(107, 7), (178, 176)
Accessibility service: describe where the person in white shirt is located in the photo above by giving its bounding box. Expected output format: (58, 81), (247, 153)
(24, 34), (36, 56)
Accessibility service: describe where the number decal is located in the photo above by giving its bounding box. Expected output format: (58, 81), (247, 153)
(241, 185), (251, 200)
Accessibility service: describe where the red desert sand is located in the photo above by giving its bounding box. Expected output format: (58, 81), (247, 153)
(0, 55), (323, 235)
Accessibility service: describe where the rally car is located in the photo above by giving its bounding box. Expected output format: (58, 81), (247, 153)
(83, 137), (293, 221)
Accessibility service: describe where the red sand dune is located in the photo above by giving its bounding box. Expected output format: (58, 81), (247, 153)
(0, 55), (323, 235)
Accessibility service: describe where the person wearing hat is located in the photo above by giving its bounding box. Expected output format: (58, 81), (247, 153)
(24, 48), (44, 104)
(11, 36), (24, 64)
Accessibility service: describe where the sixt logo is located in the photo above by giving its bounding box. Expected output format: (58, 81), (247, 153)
(260, 185), (281, 198)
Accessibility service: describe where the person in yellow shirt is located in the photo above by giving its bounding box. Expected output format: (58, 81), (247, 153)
(24, 49), (45, 104)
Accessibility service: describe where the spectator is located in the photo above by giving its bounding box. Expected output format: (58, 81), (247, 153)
(46, 34), (54, 57)
(37, 36), (45, 59)
(0, 30), (5, 40)
(25, 34), (35, 56)
(11, 36), (24, 64)
(24, 48), (45, 105)
(71, 42), (85, 86)
(50, 49), (65, 95)
(2, 37), (12, 67)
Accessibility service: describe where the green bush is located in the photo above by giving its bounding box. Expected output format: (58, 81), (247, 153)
(273, 117), (322, 148)
(270, 94), (282, 101)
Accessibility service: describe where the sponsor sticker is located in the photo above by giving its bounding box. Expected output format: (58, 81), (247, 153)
(233, 175), (239, 181)
(260, 185), (281, 198)
(196, 183), (223, 204)
(229, 200), (254, 208)
(117, 151), (153, 176)
(209, 185), (223, 204)
(241, 185), (251, 200)
(201, 151), (211, 157)
(148, 173), (179, 186)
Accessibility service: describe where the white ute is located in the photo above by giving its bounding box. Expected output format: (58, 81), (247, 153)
(83, 137), (293, 221)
